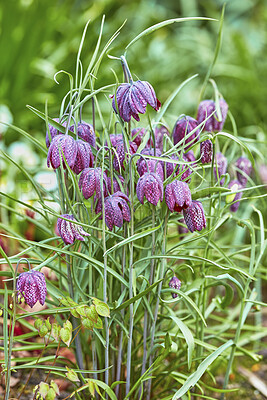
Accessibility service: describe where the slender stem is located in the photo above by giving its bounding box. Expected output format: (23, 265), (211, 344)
(120, 55), (133, 84)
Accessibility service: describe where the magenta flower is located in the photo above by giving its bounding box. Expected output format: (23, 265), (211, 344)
(172, 116), (200, 151)
(72, 140), (94, 175)
(47, 134), (78, 169)
(165, 155), (192, 182)
(57, 214), (90, 245)
(79, 168), (108, 199)
(183, 150), (196, 163)
(169, 276), (181, 299)
(214, 152), (228, 185)
(17, 270), (47, 308)
(70, 121), (96, 147)
(235, 157), (252, 187)
(165, 180), (192, 213)
(96, 192), (131, 230)
(228, 180), (243, 212)
(147, 125), (170, 151)
(183, 200), (206, 233)
(131, 127), (146, 146)
(200, 139), (213, 164)
(137, 158), (164, 181)
(197, 99), (228, 132)
(112, 80), (161, 122)
(113, 140), (137, 171)
(106, 134), (123, 147)
(136, 172), (163, 206)
(46, 118), (62, 148)
(107, 175), (125, 194)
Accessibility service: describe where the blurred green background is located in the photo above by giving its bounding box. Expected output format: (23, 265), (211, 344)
(0, 0), (266, 144)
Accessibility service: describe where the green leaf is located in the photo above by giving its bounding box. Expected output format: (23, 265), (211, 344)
(94, 316), (103, 330)
(65, 366), (80, 382)
(170, 316), (195, 369)
(95, 302), (110, 318)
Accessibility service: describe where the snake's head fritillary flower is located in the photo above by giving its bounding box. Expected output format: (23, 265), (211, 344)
(105, 134), (123, 147)
(200, 139), (213, 164)
(47, 134), (78, 170)
(112, 80), (161, 122)
(214, 152), (228, 185)
(165, 180), (192, 213)
(131, 128), (146, 147)
(79, 168), (108, 199)
(172, 116), (200, 151)
(168, 276), (181, 299)
(70, 121), (96, 147)
(96, 192), (131, 230)
(45, 118), (70, 148)
(228, 180), (243, 212)
(235, 157), (252, 187)
(137, 158), (164, 181)
(57, 214), (90, 245)
(136, 172), (163, 206)
(113, 140), (137, 171)
(183, 200), (206, 233)
(17, 270), (47, 308)
(72, 140), (94, 175)
(147, 125), (170, 151)
(165, 155), (192, 182)
(183, 150), (196, 163)
(107, 175), (125, 194)
(197, 99), (228, 132)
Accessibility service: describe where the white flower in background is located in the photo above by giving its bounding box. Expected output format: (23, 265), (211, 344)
(8, 141), (39, 168)
(34, 171), (58, 192)
(0, 105), (13, 135)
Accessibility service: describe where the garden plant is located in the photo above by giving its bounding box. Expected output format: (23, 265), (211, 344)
(0, 10), (267, 400)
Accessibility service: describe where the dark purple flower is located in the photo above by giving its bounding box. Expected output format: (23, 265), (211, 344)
(200, 139), (213, 164)
(183, 150), (196, 163)
(96, 192), (131, 230)
(46, 118), (61, 148)
(57, 214), (90, 245)
(183, 200), (206, 232)
(147, 125), (170, 151)
(214, 152), (228, 185)
(137, 158), (164, 181)
(131, 128), (146, 146)
(169, 276), (181, 299)
(17, 270), (47, 308)
(113, 140), (137, 171)
(72, 140), (94, 174)
(79, 168), (108, 199)
(172, 116), (200, 151)
(165, 180), (192, 213)
(197, 99), (228, 132)
(105, 134), (123, 147)
(112, 80), (161, 122)
(235, 157), (252, 187)
(70, 121), (96, 147)
(228, 180), (243, 212)
(47, 134), (78, 169)
(107, 175), (125, 194)
(136, 172), (163, 206)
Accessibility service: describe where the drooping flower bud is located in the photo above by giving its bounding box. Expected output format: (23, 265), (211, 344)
(72, 140), (94, 175)
(79, 168), (108, 199)
(47, 134), (78, 170)
(70, 121), (96, 147)
(165, 180), (192, 213)
(168, 276), (181, 299)
(214, 152), (228, 185)
(131, 128), (146, 146)
(235, 157), (252, 187)
(113, 140), (138, 171)
(137, 158), (164, 181)
(96, 192), (131, 231)
(200, 139), (213, 164)
(112, 80), (161, 122)
(228, 180), (243, 212)
(57, 214), (90, 245)
(136, 172), (163, 206)
(172, 116), (200, 151)
(17, 270), (47, 308)
(183, 200), (206, 233)
(197, 99), (228, 132)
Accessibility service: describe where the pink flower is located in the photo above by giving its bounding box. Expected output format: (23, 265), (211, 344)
(57, 214), (90, 245)
(17, 270), (47, 308)
(165, 180), (192, 213)
(136, 172), (163, 206)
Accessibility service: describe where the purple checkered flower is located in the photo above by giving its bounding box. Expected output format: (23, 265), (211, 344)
(79, 168), (108, 199)
(147, 125), (170, 151)
(169, 276), (181, 299)
(183, 200), (206, 233)
(197, 99), (228, 132)
(113, 140), (137, 171)
(107, 175), (125, 194)
(200, 139), (213, 164)
(112, 80), (161, 122)
(46, 118), (62, 148)
(235, 157), (252, 187)
(96, 192), (131, 231)
(228, 180), (243, 212)
(57, 214), (90, 245)
(72, 140), (94, 175)
(131, 128), (146, 146)
(105, 134), (123, 147)
(165, 180), (192, 213)
(136, 172), (163, 206)
(47, 134), (78, 170)
(172, 116), (200, 151)
(70, 121), (96, 147)
(214, 152), (228, 185)
(137, 158), (164, 181)
(17, 270), (47, 308)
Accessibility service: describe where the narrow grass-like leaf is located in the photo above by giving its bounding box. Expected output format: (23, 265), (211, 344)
(170, 316), (195, 369)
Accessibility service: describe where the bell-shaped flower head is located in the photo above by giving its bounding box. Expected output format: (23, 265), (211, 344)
(113, 139), (137, 171)
(17, 270), (47, 308)
(165, 180), (192, 213)
(72, 140), (94, 175)
(47, 134), (78, 170)
(79, 168), (108, 199)
(197, 98), (228, 132)
(200, 139), (213, 164)
(70, 121), (96, 147)
(214, 152), (228, 185)
(57, 214), (90, 245)
(235, 156), (252, 187)
(183, 200), (206, 233)
(169, 276), (181, 299)
(172, 116), (200, 151)
(96, 192), (131, 231)
(136, 172), (163, 206)
(228, 180), (243, 212)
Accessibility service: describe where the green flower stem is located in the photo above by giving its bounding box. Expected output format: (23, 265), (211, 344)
(146, 213), (168, 399)
(120, 55), (133, 84)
